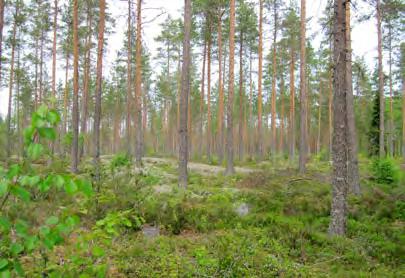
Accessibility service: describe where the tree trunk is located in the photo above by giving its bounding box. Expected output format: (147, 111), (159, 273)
(93, 0), (106, 181)
(134, 0), (143, 167)
(257, 0), (263, 159)
(0, 0), (4, 85)
(207, 28), (212, 162)
(51, 0), (58, 101)
(217, 13), (224, 164)
(126, 0), (133, 155)
(345, 2), (360, 195)
(280, 69), (285, 153)
(39, 29), (44, 104)
(199, 38), (207, 157)
(377, 0), (385, 158)
(299, 0), (308, 173)
(80, 7), (93, 159)
(6, 4), (19, 159)
(317, 81), (322, 154)
(289, 45), (295, 161)
(225, 0), (235, 175)
(388, 23), (394, 156)
(271, 1), (278, 156)
(179, 0), (192, 188)
(249, 49), (253, 156)
(402, 76), (405, 160)
(328, 68), (333, 157)
(238, 30), (244, 161)
(329, 0), (349, 236)
(71, 0), (80, 173)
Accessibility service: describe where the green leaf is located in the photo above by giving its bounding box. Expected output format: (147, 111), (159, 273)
(38, 127), (56, 140)
(0, 217), (11, 233)
(47, 110), (60, 125)
(0, 259), (8, 270)
(7, 165), (20, 179)
(10, 243), (24, 256)
(92, 246), (105, 258)
(21, 176), (41, 187)
(0, 270), (10, 278)
(39, 226), (50, 237)
(24, 235), (38, 251)
(0, 181), (8, 197)
(10, 186), (30, 202)
(77, 179), (93, 197)
(13, 260), (24, 277)
(65, 180), (78, 195)
(23, 126), (35, 143)
(15, 220), (29, 238)
(32, 113), (46, 128)
(27, 143), (44, 160)
(36, 105), (48, 118)
(46, 216), (59, 225)
(53, 175), (65, 189)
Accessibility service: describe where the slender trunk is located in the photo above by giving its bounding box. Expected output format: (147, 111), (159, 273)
(80, 8), (93, 158)
(329, 0), (349, 236)
(345, 2), (360, 195)
(134, 0), (143, 166)
(126, 0), (133, 155)
(199, 38), (207, 157)
(377, 0), (385, 158)
(388, 23), (394, 156)
(289, 46), (295, 160)
(207, 28), (212, 161)
(238, 30), (244, 161)
(317, 81), (322, 154)
(62, 53), (70, 146)
(0, 0), (4, 85)
(280, 70), (285, 153)
(51, 0), (58, 100)
(113, 97), (120, 153)
(217, 13), (224, 163)
(16, 46), (21, 158)
(93, 0), (106, 182)
(329, 68), (333, 157)
(257, 0), (263, 159)
(402, 76), (405, 160)
(179, 0), (192, 187)
(39, 30), (44, 103)
(225, 0), (235, 175)
(71, 0), (79, 173)
(271, 2), (277, 156)
(249, 49), (253, 156)
(6, 5), (19, 159)
(34, 39), (39, 109)
(299, 0), (308, 173)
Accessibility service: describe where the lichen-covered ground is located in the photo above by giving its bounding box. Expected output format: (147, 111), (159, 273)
(19, 156), (405, 277)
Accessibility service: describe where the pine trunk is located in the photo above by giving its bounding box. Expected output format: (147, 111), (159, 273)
(207, 29), (212, 162)
(126, 0), (133, 155)
(329, 0), (349, 236)
(377, 0), (385, 158)
(217, 13), (224, 163)
(179, 0), (192, 188)
(299, 0), (308, 173)
(289, 46), (295, 161)
(134, 0), (143, 167)
(257, 0), (263, 159)
(238, 31), (244, 161)
(93, 0), (106, 181)
(199, 36), (207, 157)
(71, 0), (79, 173)
(225, 0), (235, 175)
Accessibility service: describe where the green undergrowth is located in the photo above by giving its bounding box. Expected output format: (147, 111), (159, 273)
(21, 159), (405, 277)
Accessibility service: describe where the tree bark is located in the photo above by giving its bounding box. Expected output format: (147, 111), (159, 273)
(345, 2), (360, 195)
(225, 0), (235, 175)
(377, 0), (385, 158)
(51, 0), (58, 101)
(126, 0), (133, 155)
(238, 30), (244, 161)
(6, 4), (19, 159)
(289, 45), (296, 161)
(178, 0), (192, 188)
(134, 0), (143, 167)
(299, 0), (308, 173)
(207, 28), (212, 161)
(199, 38), (207, 157)
(80, 6), (93, 158)
(217, 13), (224, 164)
(329, 0), (349, 236)
(71, 0), (79, 173)
(271, 1), (278, 156)
(257, 0), (263, 159)
(0, 0), (4, 85)
(93, 0), (106, 181)
(388, 23), (394, 156)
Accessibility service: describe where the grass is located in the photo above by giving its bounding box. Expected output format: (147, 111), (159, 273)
(13, 157), (405, 277)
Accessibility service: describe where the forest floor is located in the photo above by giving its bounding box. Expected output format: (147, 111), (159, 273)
(12, 155), (405, 277)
